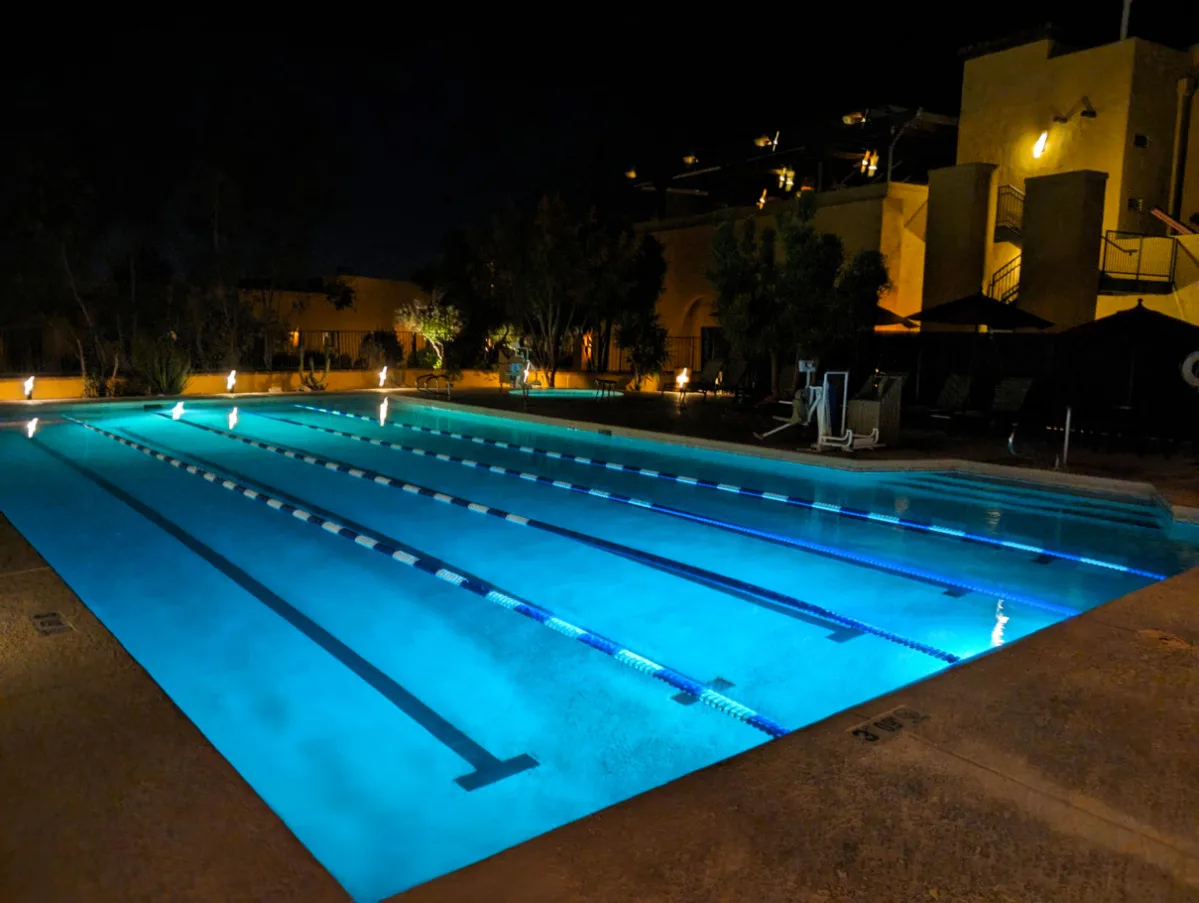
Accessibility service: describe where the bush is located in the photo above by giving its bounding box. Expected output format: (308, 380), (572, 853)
(407, 345), (438, 368)
(358, 331), (403, 370)
(130, 334), (192, 396)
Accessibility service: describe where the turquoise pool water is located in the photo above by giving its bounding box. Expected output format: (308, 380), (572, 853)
(1, 394), (1195, 901)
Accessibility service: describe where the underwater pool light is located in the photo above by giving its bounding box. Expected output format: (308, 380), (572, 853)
(991, 600), (1008, 647)
(26, 417), (37, 438)
(226, 370), (237, 392)
(171, 401), (185, 421)
(228, 406), (239, 430)
(23, 376), (35, 400)
(378, 366), (388, 388)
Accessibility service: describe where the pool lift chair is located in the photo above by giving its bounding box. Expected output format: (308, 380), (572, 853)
(811, 370), (881, 452)
(754, 359), (818, 440)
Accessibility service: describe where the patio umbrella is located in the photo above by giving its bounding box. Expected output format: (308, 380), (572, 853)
(1056, 299), (1199, 413)
(874, 306), (916, 328)
(912, 293), (1053, 331)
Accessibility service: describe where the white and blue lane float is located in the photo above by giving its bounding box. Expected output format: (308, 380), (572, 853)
(165, 411), (964, 664)
(60, 413), (792, 740)
(296, 403), (1165, 583)
(270, 408), (1077, 618)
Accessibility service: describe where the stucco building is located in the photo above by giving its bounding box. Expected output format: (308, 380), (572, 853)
(641, 30), (1199, 372)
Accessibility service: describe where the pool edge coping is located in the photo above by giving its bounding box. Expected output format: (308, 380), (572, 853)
(393, 394), (1198, 525)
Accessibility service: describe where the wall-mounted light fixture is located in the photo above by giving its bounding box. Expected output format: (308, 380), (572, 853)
(624, 168), (637, 180)
(682, 154), (698, 165)
(1032, 131), (1049, 159)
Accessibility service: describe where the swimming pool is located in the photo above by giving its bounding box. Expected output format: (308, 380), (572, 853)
(2, 393), (1196, 901)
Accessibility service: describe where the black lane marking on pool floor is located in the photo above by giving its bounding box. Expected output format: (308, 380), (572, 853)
(253, 411), (993, 603)
(167, 418), (867, 644)
(33, 437), (536, 791)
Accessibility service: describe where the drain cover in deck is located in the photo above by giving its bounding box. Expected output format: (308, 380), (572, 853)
(31, 612), (73, 636)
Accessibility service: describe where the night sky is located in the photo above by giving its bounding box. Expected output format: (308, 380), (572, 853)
(13, 4), (1197, 278)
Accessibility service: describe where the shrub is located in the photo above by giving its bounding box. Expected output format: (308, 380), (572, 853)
(407, 345), (438, 368)
(130, 334), (192, 396)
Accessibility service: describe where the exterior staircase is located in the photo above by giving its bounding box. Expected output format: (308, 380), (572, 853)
(987, 255), (1021, 304)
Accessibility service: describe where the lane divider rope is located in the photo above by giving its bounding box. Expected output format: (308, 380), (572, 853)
(172, 413), (963, 664)
(296, 403), (1164, 582)
(276, 409), (1075, 619)
(63, 414), (791, 738)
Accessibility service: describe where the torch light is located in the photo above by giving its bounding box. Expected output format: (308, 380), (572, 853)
(171, 401), (185, 421)
(379, 366), (388, 388)
(228, 407), (239, 430)
(26, 417), (38, 438)
(23, 376), (35, 400)
(226, 370), (237, 392)
(379, 396), (389, 426)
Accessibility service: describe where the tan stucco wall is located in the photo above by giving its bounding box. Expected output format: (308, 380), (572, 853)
(957, 38), (1190, 238)
(1123, 41), (1197, 234)
(246, 277), (427, 333)
(922, 163), (995, 309)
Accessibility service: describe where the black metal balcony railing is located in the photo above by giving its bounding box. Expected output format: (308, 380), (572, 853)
(1100, 231), (1177, 282)
(995, 185), (1024, 239)
(987, 255), (1021, 304)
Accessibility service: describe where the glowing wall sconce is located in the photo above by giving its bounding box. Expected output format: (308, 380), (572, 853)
(226, 369), (237, 392)
(624, 168), (637, 180)
(171, 401), (185, 421)
(23, 376), (35, 400)
(228, 407), (239, 430)
(675, 367), (690, 392)
(1032, 131), (1048, 159)
(378, 396), (389, 426)
(378, 366), (388, 388)
(26, 417), (38, 438)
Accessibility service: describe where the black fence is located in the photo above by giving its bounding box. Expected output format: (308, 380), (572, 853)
(610, 336), (699, 374)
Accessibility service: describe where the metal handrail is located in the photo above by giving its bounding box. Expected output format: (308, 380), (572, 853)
(988, 255), (1021, 303)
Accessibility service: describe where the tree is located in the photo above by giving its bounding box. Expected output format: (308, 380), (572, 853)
(489, 196), (594, 387)
(616, 308), (668, 390)
(395, 289), (464, 369)
(773, 200), (845, 387)
(834, 249), (892, 373)
(707, 214), (777, 383)
(708, 198), (891, 395)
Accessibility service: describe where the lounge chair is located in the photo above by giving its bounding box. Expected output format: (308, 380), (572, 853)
(910, 373), (971, 423)
(686, 358), (724, 398)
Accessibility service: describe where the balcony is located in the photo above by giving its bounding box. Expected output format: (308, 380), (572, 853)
(993, 185), (1024, 246)
(1099, 231), (1177, 295)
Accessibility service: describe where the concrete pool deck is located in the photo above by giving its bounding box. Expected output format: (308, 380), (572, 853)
(0, 406), (1196, 900)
